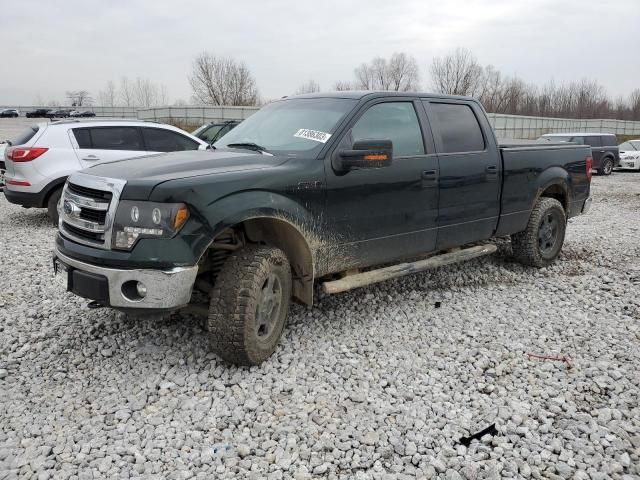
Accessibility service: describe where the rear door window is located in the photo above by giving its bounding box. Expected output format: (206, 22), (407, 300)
(351, 102), (425, 157)
(141, 128), (200, 152)
(72, 128), (92, 148)
(11, 126), (39, 146)
(89, 127), (143, 151)
(585, 136), (602, 147)
(427, 102), (485, 153)
(602, 135), (617, 146)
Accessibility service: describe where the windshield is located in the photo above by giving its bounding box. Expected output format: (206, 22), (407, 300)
(620, 141), (640, 151)
(11, 126), (39, 145)
(215, 98), (357, 155)
(195, 124), (224, 143)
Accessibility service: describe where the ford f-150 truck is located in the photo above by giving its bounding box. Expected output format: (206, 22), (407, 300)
(53, 92), (593, 365)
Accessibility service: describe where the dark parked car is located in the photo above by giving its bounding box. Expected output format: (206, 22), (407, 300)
(192, 120), (240, 144)
(54, 91), (592, 365)
(48, 109), (72, 119)
(539, 133), (619, 175)
(80, 111), (96, 117)
(0, 109), (19, 118)
(26, 109), (52, 118)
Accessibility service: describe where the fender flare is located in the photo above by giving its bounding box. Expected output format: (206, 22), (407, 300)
(198, 191), (320, 305)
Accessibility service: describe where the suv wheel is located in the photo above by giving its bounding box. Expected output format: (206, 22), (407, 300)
(598, 157), (614, 176)
(47, 187), (63, 225)
(207, 245), (292, 365)
(511, 197), (566, 267)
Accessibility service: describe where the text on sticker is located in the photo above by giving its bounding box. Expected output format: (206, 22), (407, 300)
(294, 129), (332, 143)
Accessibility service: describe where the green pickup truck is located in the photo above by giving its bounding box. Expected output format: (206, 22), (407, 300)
(53, 91), (592, 365)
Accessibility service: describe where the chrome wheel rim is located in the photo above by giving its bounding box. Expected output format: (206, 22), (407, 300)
(538, 212), (560, 256)
(255, 273), (282, 340)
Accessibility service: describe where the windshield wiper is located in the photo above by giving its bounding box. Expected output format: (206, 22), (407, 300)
(226, 142), (268, 153)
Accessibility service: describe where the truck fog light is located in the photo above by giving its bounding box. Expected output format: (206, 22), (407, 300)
(121, 280), (147, 301)
(136, 282), (147, 298)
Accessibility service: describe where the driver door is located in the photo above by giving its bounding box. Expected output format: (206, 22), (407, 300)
(322, 99), (439, 273)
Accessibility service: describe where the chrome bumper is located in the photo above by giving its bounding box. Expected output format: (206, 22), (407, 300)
(53, 248), (198, 309)
(582, 196), (592, 214)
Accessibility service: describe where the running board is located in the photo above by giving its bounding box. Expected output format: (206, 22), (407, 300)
(322, 244), (498, 294)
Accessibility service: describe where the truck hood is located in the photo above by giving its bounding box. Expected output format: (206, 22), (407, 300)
(81, 149), (288, 199)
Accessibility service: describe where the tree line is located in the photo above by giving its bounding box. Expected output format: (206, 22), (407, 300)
(188, 49), (640, 121)
(36, 48), (640, 121)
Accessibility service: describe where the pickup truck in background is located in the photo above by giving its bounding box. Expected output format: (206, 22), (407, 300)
(53, 92), (592, 365)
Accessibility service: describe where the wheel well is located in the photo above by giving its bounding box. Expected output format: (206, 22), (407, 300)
(42, 179), (66, 207)
(209, 218), (315, 306)
(539, 184), (567, 212)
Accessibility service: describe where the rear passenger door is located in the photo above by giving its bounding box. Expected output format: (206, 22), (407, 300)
(71, 126), (147, 169)
(423, 100), (501, 249)
(141, 127), (201, 152)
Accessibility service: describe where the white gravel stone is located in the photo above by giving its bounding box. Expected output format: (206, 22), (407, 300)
(0, 157), (638, 479)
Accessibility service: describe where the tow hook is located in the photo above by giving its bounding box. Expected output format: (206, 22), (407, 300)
(87, 301), (105, 309)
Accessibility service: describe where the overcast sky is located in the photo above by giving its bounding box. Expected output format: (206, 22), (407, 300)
(1, 0), (639, 105)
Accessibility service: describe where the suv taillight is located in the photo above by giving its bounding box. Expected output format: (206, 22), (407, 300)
(6, 147), (48, 162)
(585, 155), (592, 181)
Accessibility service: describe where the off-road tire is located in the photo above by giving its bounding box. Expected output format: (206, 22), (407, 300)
(46, 187), (63, 225)
(208, 246), (292, 366)
(597, 157), (614, 176)
(511, 197), (566, 267)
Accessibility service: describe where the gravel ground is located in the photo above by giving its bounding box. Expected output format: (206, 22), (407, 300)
(1, 170), (639, 479)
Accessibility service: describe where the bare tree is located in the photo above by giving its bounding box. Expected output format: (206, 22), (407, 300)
(387, 52), (420, 92)
(119, 77), (134, 107)
(354, 53), (419, 92)
(295, 80), (321, 95)
(429, 48), (482, 96)
(333, 80), (354, 91)
(189, 53), (259, 106)
(66, 90), (93, 107)
(134, 78), (158, 107)
(98, 81), (117, 107)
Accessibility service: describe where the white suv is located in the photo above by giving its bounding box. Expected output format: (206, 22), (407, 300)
(2, 119), (209, 223)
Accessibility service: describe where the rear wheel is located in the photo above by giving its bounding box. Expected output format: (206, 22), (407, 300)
(598, 157), (614, 176)
(207, 246), (292, 366)
(511, 197), (566, 267)
(46, 187), (63, 225)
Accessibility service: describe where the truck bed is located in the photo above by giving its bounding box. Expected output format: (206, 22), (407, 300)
(495, 142), (592, 236)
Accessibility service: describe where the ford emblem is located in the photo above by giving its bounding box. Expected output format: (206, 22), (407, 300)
(63, 200), (81, 216)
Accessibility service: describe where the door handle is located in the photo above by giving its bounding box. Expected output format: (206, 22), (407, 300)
(485, 165), (498, 174)
(421, 169), (438, 187)
(599, 150), (605, 153)
(82, 155), (100, 161)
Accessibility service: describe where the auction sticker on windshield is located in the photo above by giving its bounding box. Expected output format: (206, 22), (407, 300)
(294, 129), (332, 143)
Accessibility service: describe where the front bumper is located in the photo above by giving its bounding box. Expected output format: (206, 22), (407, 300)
(617, 159), (640, 170)
(53, 247), (199, 310)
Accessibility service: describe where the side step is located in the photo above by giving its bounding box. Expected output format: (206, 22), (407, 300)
(322, 244), (498, 294)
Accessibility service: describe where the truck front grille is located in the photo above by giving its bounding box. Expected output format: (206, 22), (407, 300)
(59, 173), (126, 250)
(67, 182), (113, 201)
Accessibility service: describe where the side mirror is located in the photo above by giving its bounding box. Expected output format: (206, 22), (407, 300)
(335, 139), (393, 171)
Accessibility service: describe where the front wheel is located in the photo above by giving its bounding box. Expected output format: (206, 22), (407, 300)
(511, 197), (566, 267)
(208, 246), (292, 366)
(598, 158), (614, 176)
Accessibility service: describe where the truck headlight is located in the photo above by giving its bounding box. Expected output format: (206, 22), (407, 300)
(113, 201), (190, 250)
